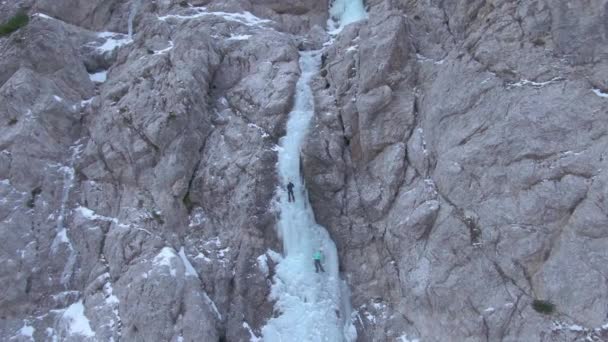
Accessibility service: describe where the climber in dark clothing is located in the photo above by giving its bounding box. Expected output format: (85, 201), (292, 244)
(287, 181), (295, 202)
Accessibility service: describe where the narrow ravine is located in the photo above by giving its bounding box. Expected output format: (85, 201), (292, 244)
(261, 2), (366, 340)
(262, 50), (356, 342)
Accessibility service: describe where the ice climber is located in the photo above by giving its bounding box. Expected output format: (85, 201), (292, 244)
(287, 181), (295, 202)
(313, 249), (325, 273)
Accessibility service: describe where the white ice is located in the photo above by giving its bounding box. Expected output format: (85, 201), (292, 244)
(178, 247), (198, 277)
(17, 323), (35, 339)
(261, 51), (356, 342)
(508, 77), (562, 88)
(592, 88), (608, 98)
(228, 34), (252, 41)
(61, 300), (96, 337)
(33, 13), (54, 20)
(158, 7), (271, 27)
(96, 32), (133, 52)
(88, 71), (107, 83)
(328, 0), (367, 34)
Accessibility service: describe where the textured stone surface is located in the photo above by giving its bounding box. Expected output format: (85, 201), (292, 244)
(2, 0), (608, 341)
(303, 0), (608, 341)
(0, 1), (303, 340)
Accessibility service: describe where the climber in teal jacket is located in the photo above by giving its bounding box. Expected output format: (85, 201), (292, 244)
(313, 249), (325, 273)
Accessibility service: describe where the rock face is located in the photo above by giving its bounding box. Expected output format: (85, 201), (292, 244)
(0, 1), (319, 341)
(1, 0), (608, 341)
(302, 0), (608, 341)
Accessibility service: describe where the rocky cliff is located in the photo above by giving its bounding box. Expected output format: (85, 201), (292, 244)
(303, 0), (608, 341)
(1, 0), (607, 341)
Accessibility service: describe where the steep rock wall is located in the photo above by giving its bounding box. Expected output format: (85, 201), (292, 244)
(303, 0), (608, 341)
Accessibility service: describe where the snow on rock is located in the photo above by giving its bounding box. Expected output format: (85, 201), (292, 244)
(592, 88), (608, 98)
(17, 323), (35, 340)
(256, 253), (269, 276)
(88, 71), (107, 83)
(243, 322), (261, 342)
(61, 300), (96, 337)
(74, 206), (129, 228)
(33, 13), (55, 20)
(507, 77), (563, 88)
(248, 122), (270, 138)
(397, 334), (420, 342)
(153, 247), (178, 277)
(228, 34), (252, 41)
(158, 7), (271, 27)
(188, 207), (206, 227)
(416, 53), (446, 65)
(96, 32), (133, 53)
(153, 41), (174, 55)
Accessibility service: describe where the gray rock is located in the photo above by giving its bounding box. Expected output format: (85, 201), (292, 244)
(303, 0), (608, 341)
(3, 0), (608, 341)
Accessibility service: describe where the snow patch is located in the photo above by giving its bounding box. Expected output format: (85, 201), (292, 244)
(81, 98), (95, 107)
(153, 40), (174, 55)
(508, 77), (562, 88)
(33, 13), (54, 20)
(96, 32), (133, 52)
(153, 247), (178, 277)
(74, 206), (129, 228)
(397, 335), (419, 342)
(247, 123), (270, 138)
(256, 253), (269, 276)
(243, 322), (261, 342)
(194, 252), (212, 262)
(592, 88), (608, 98)
(188, 208), (206, 227)
(228, 34), (252, 41)
(61, 300), (96, 337)
(159, 7), (271, 27)
(17, 323), (35, 339)
(88, 71), (107, 83)
(416, 53), (446, 65)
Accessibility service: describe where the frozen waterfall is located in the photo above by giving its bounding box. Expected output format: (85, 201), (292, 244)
(261, 51), (357, 342)
(261, 1), (365, 340)
(328, 0), (368, 33)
